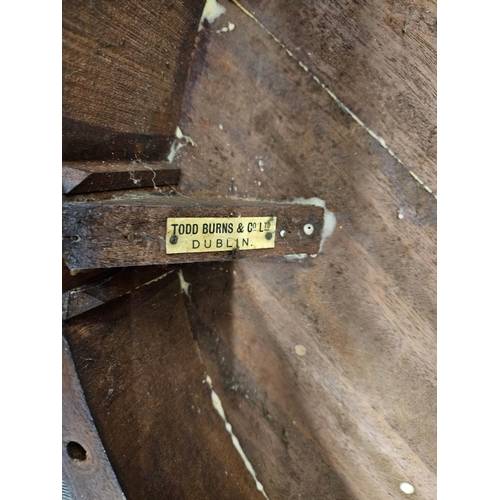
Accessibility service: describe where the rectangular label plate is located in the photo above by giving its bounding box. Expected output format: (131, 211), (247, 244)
(166, 217), (277, 254)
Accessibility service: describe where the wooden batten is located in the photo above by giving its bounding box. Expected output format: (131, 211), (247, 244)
(62, 337), (125, 499)
(62, 161), (180, 194)
(62, 197), (325, 270)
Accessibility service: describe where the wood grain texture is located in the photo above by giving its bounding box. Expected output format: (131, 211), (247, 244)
(62, 197), (324, 269)
(166, 2), (436, 498)
(62, 259), (115, 293)
(63, 0), (204, 160)
(63, 273), (265, 500)
(63, 337), (125, 499)
(234, 0), (437, 193)
(63, 265), (171, 320)
(62, 161), (180, 194)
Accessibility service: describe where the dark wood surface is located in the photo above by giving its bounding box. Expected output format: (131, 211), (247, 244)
(63, 161), (180, 194)
(63, 265), (171, 320)
(63, 0), (204, 161)
(62, 260), (115, 293)
(164, 2), (436, 498)
(62, 0), (436, 498)
(64, 273), (265, 500)
(233, 0), (437, 194)
(63, 197), (324, 269)
(63, 337), (125, 499)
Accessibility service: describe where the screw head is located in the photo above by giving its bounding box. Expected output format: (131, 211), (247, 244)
(170, 235), (178, 244)
(303, 224), (314, 236)
(265, 232), (272, 240)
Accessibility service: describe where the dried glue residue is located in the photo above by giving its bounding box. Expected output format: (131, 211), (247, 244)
(133, 271), (173, 291)
(167, 127), (197, 164)
(205, 376), (269, 499)
(400, 482), (415, 495)
(216, 196), (335, 260)
(292, 197), (336, 254)
(217, 22), (235, 33)
(177, 270), (191, 299)
(200, 0), (226, 28)
(231, 0), (436, 199)
(284, 253), (308, 261)
(295, 345), (307, 356)
(283, 198), (336, 259)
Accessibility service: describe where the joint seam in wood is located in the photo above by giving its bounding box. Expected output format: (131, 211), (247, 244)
(205, 373), (270, 499)
(231, 0), (437, 200)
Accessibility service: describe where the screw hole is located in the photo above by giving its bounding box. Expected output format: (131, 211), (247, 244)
(71, 235), (80, 242)
(67, 441), (87, 461)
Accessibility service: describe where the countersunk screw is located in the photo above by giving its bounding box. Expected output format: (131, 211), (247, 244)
(170, 235), (178, 244)
(265, 232), (272, 240)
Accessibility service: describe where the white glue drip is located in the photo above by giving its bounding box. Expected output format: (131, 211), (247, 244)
(205, 376), (270, 499)
(177, 270), (191, 299)
(217, 22), (235, 34)
(200, 0), (226, 28)
(292, 197), (336, 254)
(284, 253), (308, 260)
(206, 195), (335, 259)
(133, 271), (173, 291)
(167, 127), (197, 164)
(399, 482), (415, 495)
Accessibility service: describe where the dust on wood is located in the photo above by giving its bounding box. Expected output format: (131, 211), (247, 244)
(62, 0), (436, 497)
(63, 337), (125, 499)
(63, 265), (172, 320)
(63, 0), (204, 161)
(62, 197), (324, 269)
(168, 2), (436, 498)
(234, 0), (437, 194)
(62, 161), (180, 194)
(64, 273), (265, 500)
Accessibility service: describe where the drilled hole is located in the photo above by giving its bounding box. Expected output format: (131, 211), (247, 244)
(67, 441), (87, 461)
